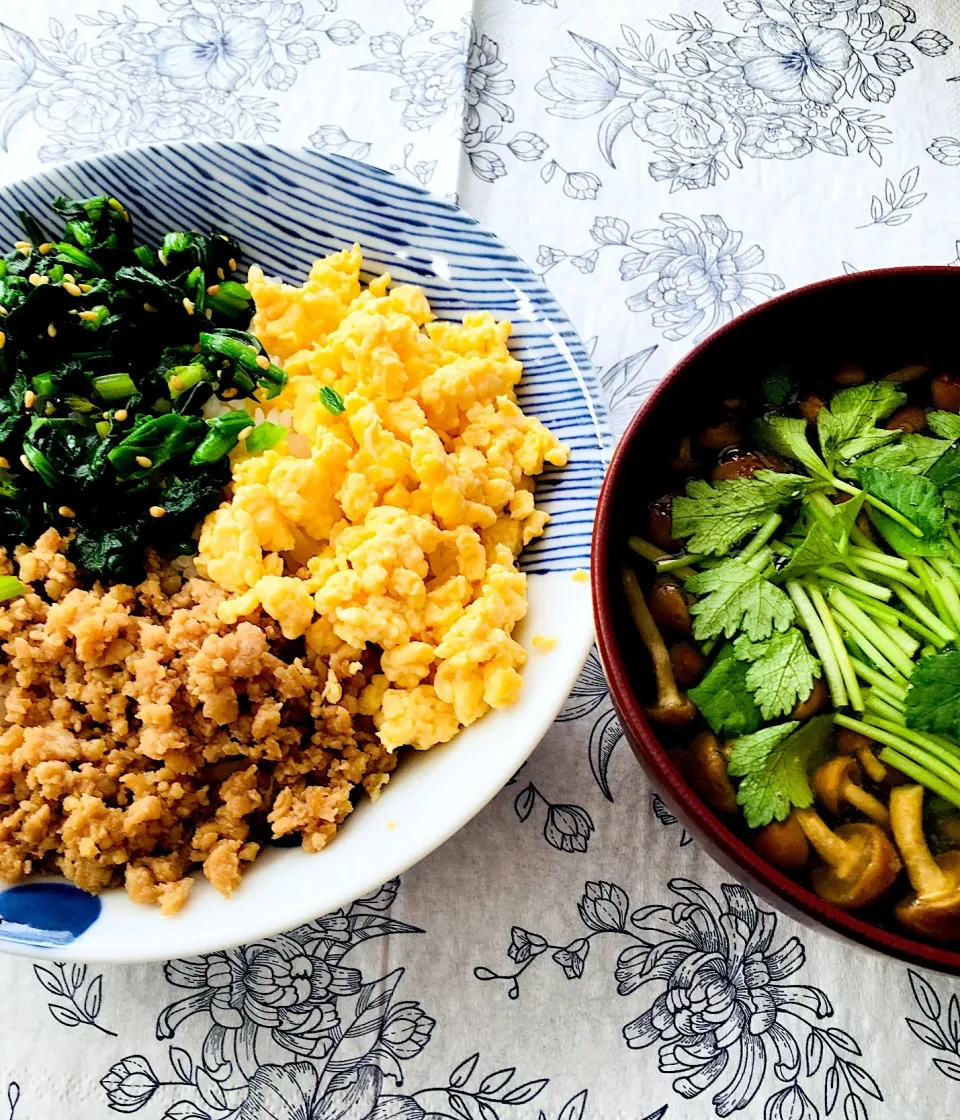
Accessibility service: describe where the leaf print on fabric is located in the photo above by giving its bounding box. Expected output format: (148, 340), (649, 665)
(905, 969), (960, 1082)
(536, 3), (951, 189)
(857, 166), (925, 227)
(541, 213), (783, 342)
(5, 1084), (19, 1120)
(651, 794), (694, 847)
(475, 877), (880, 1118)
(0, 3), (362, 159)
(33, 961), (116, 1036)
(928, 136), (960, 166)
(308, 124), (372, 161)
(513, 779), (595, 853)
(357, 8), (547, 183)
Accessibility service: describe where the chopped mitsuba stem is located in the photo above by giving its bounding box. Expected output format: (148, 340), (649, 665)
(656, 553), (704, 575)
(848, 554), (923, 591)
(832, 477), (923, 536)
(739, 513), (783, 564)
(827, 588), (915, 678)
(848, 592), (947, 649)
(627, 537), (696, 580)
(850, 658), (908, 704)
(850, 545), (910, 571)
(831, 611), (908, 686)
(880, 621), (919, 659)
(819, 567), (893, 602)
(805, 584), (863, 712)
(864, 691), (906, 724)
(787, 580), (846, 708)
(897, 587), (956, 644)
(879, 750), (960, 811)
(840, 714), (960, 789)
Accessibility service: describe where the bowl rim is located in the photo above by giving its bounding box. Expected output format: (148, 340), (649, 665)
(592, 264), (960, 974)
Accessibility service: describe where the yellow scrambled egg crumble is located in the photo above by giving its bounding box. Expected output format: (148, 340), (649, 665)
(196, 246), (569, 752)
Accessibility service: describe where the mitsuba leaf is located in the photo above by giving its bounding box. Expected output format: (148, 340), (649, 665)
(855, 434), (953, 476)
(687, 645), (761, 737)
(733, 628), (820, 720)
(817, 382), (905, 471)
(685, 557), (794, 642)
(928, 412), (960, 442)
(857, 466), (944, 541)
(905, 651), (960, 739)
(728, 714), (834, 828)
(752, 415), (831, 481)
(672, 470), (810, 556)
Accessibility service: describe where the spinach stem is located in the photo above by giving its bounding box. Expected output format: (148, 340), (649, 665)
(805, 584), (863, 711)
(786, 580), (846, 708)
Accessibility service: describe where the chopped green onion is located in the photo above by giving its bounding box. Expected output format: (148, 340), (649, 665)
(320, 385), (345, 415)
(245, 421), (286, 454)
(54, 242), (102, 273)
(92, 373), (136, 401)
(0, 576), (26, 602)
(191, 410), (253, 466)
(166, 362), (207, 399)
(31, 374), (56, 398)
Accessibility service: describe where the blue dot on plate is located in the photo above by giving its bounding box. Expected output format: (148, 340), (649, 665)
(0, 883), (100, 948)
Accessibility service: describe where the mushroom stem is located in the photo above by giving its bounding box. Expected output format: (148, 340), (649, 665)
(858, 748), (887, 784)
(890, 785), (951, 898)
(622, 566), (695, 728)
(842, 781), (889, 826)
(795, 808), (856, 875)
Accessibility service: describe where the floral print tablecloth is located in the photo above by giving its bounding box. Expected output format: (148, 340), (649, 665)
(2, 0), (960, 1117)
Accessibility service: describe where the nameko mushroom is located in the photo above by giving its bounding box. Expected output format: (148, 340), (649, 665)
(890, 784), (960, 941)
(794, 808), (901, 909)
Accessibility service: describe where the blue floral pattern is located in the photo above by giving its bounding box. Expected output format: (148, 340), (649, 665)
(539, 212), (783, 341)
(535, 2), (952, 189)
(475, 878), (880, 1118)
(357, 7), (548, 183)
(0, 3), (362, 159)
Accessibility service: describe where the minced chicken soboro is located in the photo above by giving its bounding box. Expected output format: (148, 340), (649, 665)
(0, 253), (569, 911)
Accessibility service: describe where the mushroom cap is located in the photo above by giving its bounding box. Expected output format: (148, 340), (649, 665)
(687, 730), (738, 815)
(812, 756), (862, 816)
(753, 813), (809, 873)
(836, 727), (875, 757)
(810, 822), (901, 909)
(648, 578), (691, 635)
(895, 850), (960, 941)
(790, 677), (828, 721)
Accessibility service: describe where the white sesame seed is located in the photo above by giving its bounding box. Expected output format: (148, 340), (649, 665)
(143, 303), (156, 313)
(182, 297), (194, 315)
(206, 284), (220, 295)
(46, 323), (56, 338)
(58, 505), (75, 518)
(228, 258), (237, 271)
(62, 273), (75, 284)
(114, 409), (128, 422)
(78, 310), (98, 321)
(37, 242), (51, 255)
(239, 426), (253, 441)
(0, 332), (6, 350)
(13, 241), (30, 251)
(169, 375), (183, 391)
(19, 454), (33, 472)
(216, 267), (225, 280)
(63, 282), (82, 296)
(78, 283), (92, 292)
(23, 391), (35, 408)
(255, 355), (270, 370)
(28, 273), (48, 287)
(135, 455), (153, 469)
(0, 457), (8, 469)
(222, 388), (238, 400)
(204, 308), (212, 319)
(149, 505), (166, 518)
(158, 250), (168, 266)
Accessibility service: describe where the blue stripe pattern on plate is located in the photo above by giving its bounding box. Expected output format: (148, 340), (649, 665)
(0, 142), (609, 573)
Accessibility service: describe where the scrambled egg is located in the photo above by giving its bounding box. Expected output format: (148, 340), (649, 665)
(196, 246), (569, 752)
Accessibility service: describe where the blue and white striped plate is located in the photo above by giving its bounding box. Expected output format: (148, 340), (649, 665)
(0, 142), (608, 961)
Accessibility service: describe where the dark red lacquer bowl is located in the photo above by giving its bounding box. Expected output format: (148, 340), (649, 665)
(592, 267), (960, 973)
